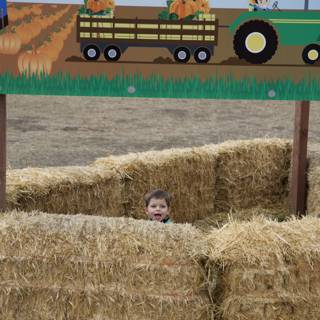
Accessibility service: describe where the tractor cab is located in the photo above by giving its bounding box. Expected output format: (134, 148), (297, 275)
(0, 0), (8, 30)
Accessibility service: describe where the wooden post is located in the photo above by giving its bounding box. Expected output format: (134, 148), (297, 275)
(0, 94), (6, 211)
(290, 101), (310, 216)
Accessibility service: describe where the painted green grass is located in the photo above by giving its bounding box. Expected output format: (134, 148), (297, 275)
(0, 71), (320, 101)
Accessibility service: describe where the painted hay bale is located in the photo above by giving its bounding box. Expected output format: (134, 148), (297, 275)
(93, 146), (218, 223)
(201, 216), (320, 320)
(6, 166), (123, 216)
(0, 211), (213, 320)
(307, 152), (320, 216)
(214, 139), (292, 213)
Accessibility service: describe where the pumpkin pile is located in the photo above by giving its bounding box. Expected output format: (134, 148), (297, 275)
(159, 0), (210, 20)
(17, 13), (77, 78)
(79, 0), (115, 15)
(0, 5), (71, 55)
(8, 4), (43, 22)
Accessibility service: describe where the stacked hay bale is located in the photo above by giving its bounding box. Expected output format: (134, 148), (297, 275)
(93, 146), (218, 223)
(0, 211), (213, 320)
(93, 139), (292, 225)
(199, 216), (320, 319)
(6, 139), (293, 225)
(192, 139), (292, 229)
(306, 150), (320, 216)
(6, 166), (123, 216)
(213, 139), (291, 219)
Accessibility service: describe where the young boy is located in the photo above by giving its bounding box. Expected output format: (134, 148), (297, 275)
(144, 189), (173, 224)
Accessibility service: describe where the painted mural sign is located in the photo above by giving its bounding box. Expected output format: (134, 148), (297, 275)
(0, 0), (319, 100)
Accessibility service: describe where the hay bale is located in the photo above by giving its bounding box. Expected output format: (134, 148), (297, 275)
(0, 285), (212, 320)
(93, 146), (218, 223)
(193, 205), (290, 232)
(200, 216), (320, 320)
(0, 255), (203, 294)
(6, 166), (123, 217)
(214, 139), (292, 213)
(307, 152), (320, 216)
(0, 211), (213, 320)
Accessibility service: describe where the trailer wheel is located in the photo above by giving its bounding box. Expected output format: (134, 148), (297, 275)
(302, 44), (320, 65)
(194, 47), (211, 63)
(234, 20), (278, 64)
(104, 46), (121, 61)
(174, 47), (191, 63)
(83, 45), (100, 61)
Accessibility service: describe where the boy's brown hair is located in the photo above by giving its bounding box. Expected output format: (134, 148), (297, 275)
(144, 189), (172, 207)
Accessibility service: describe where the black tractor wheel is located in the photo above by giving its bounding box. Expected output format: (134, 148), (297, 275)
(83, 45), (100, 61)
(233, 20), (278, 64)
(104, 45), (122, 62)
(302, 44), (320, 65)
(194, 47), (211, 64)
(173, 47), (191, 63)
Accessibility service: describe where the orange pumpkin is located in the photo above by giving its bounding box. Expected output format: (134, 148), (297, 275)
(18, 48), (52, 77)
(86, 0), (114, 13)
(170, 0), (198, 19)
(0, 33), (22, 55)
(28, 25), (41, 39)
(194, 0), (210, 13)
(16, 23), (40, 45)
(15, 25), (30, 45)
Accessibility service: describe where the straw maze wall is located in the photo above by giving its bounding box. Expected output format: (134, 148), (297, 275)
(3, 139), (320, 319)
(0, 212), (212, 320)
(203, 216), (320, 320)
(7, 139), (293, 224)
(1, 211), (320, 319)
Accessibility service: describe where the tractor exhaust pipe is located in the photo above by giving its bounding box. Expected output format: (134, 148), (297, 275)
(304, 0), (309, 10)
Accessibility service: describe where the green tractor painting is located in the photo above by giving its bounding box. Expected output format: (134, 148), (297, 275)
(231, 0), (320, 64)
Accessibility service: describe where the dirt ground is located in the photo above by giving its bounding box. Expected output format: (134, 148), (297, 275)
(6, 95), (320, 169)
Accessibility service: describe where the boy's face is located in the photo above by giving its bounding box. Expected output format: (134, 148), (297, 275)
(145, 198), (170, 222)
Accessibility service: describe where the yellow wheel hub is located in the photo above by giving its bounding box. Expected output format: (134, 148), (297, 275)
(245, 32), (266, 54)
(308, 49), (319, 61)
